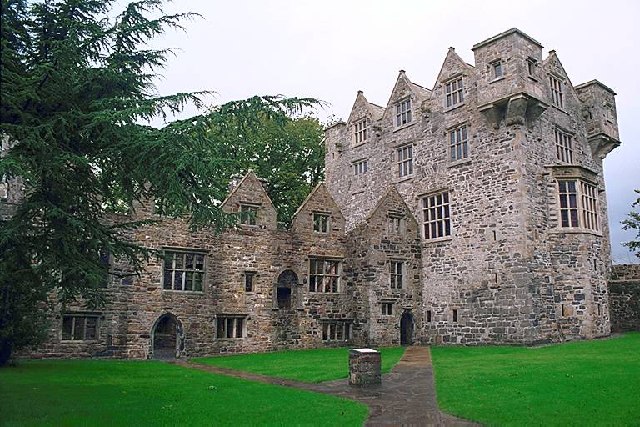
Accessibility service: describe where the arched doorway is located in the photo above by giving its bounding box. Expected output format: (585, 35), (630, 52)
(152, 314), (181, 359)
(276, 270), (297, 309)
(400, 310), (413, 345)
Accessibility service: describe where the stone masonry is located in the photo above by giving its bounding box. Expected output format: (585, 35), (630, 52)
(608, 264), (640, 332)
(325, 28), (620, 345)
(8, 29), (625, 359)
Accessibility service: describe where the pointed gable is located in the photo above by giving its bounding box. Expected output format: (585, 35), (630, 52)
(346, 91), (384, 147)
(221, 171), (277, 230)
(435, 47), (474, 85)
(291, 183), (345, 234)
(361, 186), (419, 239)
(383, 70), (430, 127)
(543, 50), (580, 112)
(433, 47), (474, 110)
(348, 90), (380, 123)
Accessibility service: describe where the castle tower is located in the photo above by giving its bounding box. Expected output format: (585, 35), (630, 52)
(326, 29), (620, 344)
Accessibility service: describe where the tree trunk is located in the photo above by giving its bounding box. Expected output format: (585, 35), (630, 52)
(0, 338), (13, 366)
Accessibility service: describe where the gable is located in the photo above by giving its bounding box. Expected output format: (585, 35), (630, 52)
(291, 183), (345, 234)
(220, 171), (277, 230)
(360, 186), (419, 239)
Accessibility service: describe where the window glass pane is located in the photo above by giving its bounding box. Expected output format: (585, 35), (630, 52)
(193, 273), (203, 292)
(85, 318), (97, 340)
(62, 317), (73, 340)
(73, 318), (85, 340)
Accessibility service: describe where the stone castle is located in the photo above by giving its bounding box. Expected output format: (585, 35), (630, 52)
(6, 29), (627, 359)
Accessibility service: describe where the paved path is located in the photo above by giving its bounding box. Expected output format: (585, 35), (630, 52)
(176, 346), (478, 426)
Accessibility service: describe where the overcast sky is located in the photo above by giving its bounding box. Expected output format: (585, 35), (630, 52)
(149, 0), (639, 263)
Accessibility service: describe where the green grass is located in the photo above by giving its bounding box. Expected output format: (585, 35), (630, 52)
(0, 359), (367, 426)
(193, 346), (406, 383)
(432, 332), (640, 426)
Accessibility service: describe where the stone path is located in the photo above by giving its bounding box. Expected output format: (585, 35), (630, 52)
(176, 346), (479, 426)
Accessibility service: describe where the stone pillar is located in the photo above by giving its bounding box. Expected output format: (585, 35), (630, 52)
(349, 348), (381, 386)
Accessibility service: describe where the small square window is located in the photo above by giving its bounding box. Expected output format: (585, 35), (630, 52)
(240, 204), (259, 226)
(62, 315), (99, 341)
(397, 145), (413, 178)
(353, 159), (368, 175)
(445, 77), (464, 108)
(321, 321), (352, 341)
(313, 213), (329, 233)
(353, 119), (368, 144)
(387, 215), (404, 235)
(381, 303), (393, 316)
(309, 258), (341, 293)
(491, 60), (503, 79)
(395, 99), (412, 127)
(216, 316), (246, 339)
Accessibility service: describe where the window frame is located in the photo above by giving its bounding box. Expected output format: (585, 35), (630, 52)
(353, 118), (368, 145)
(381, 302), (393, 316)
(308, 258), (341, 293)
(397, 144), (414, 178)
(162, 249), (206, 292)
(554, 128), (573, 164)
(557, 179), (599, 232)
(549, 74), (564, 108)
(395, 98), (413, 127)
(353, 159), (368, 175)
(387, 214), (405, 235)
(61, 314), (99, 341)
(390, 260), (404, 290)
(445, 76), (464, 108)
(490, 59), (504, 80)
(312, 212), (330, 233)
(321, 320), (353, 342)
(244, 271), (256, 292)
(526, 57), (537, 78)
(239, 203), (259, 226)
(421, 191), (452, 240)
(449, 124), (469, 162)
(215, 315), (247, 339)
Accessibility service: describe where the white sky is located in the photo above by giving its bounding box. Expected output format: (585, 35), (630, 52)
(150, 0), (639, 263)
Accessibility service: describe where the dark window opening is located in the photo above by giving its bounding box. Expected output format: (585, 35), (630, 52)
(426, 310), (432, 323)
(452, 309), (458, 323)
(245, 272), (255, 292)
(277, 287), (292, 309)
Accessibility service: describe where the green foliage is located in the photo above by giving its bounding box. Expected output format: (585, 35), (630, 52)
(622, 189), (640, 259)
(194, 347), (405, 383)
(0, 0), (322, 363)
(0, 360), (368, 426)
(431, 333), (640, 426)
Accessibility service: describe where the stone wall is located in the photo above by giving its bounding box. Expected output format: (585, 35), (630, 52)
(12, 28), (625, 360)
(325, 28), (618, 345)
(609, 264), (640, 332)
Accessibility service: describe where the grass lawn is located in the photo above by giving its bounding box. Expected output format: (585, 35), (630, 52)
(432, 332), (640, 426)
(0, 359), (367, 426)
(193, 346), (405, 383)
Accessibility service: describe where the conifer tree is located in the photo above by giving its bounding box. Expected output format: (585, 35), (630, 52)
(0, 0), (321, 364)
